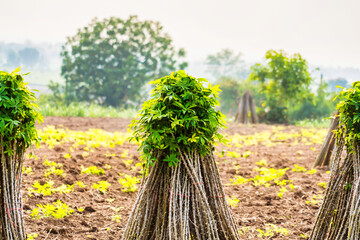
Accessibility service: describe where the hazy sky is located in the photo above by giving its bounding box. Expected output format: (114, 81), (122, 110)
(1, 0), (359, 68)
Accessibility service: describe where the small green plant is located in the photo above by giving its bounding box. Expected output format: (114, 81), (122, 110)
(27, 233), (38, 240)
(112, 214), (121, 223)
(28, 180), (55, 196)
(44, 159), (62, 167)
(242, 150), (251, 158)
(77, 207), (85, 212)
(123, 159), (133, 168)
(230, 176), (249, 185)
(22, 166), (33, 175)
(274, 179), (289, 186)
(300, 233), (308, 238)
(232, 162), (241, 174)
(307, 169), (317, 174)
(255, 159), (268, 167)
(110, 206), (123, 223)
(257, 224), (290, 238)
(105, 152), (116, 157)
(118, 175), (140, 193)
(226, 196), (240, 207)
(55, 184), (74, 194)
(120, 150), (129, 158)
(306, 195), (323, 205)
(81, 166), (105, 175)
(318, 182), (327, 189)
(292, 164), (307, 172)
(76, 181), (87, 188)
(28, 180), (74, 196)
(92, 181), (111, 194)
(30, 200), (74, 219)
(226, 151), (241, 158)
(252, 167), (289, 187)
(44, 166), (65, 178)
(238, 226), (250, 235)
(277, 186), (288, 198)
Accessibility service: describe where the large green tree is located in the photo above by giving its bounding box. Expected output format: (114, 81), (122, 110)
(61, 16), (187, 107)
(249, 50), (312, 123)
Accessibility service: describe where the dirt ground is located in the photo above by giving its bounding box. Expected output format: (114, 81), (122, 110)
(22, 116), (330, 239)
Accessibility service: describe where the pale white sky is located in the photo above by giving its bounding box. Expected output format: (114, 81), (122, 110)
(1, 0), (359, 68)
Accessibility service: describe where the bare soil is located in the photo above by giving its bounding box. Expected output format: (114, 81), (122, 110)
(22, 117), (329, 239)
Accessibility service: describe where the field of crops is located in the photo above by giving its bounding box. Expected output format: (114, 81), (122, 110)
(22, 117), (330, 239)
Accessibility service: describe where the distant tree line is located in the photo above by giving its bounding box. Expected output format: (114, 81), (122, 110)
(40, 16), (351, 123)
(210, 49), (349, 124)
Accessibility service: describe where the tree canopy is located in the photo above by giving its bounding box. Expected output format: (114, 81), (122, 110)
(61, 16), (187, 107)
(249, 50), (312, 123)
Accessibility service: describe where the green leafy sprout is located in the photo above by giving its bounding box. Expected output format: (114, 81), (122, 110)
(130, 70), (227, 167)
(0, 68), (43, 154)
(26, 233), (38, 240)
(27, 180), (74, 196)
(335, 81), (360, 151)
(92, 181), (111, 194)
(118, 174), (140, 193)
(81, 165), (105, 175)
(30, 200), (74, 219)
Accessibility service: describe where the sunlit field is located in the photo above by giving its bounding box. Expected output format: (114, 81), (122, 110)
(21, 116), (330, 239)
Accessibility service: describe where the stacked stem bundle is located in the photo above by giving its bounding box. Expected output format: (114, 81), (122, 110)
(0, 69), (42, 240)
(310, 82), (360, 239)
(310, 139), (360, 239)
(0, 137), (26, 240)
(313, 110), (339, 168)
(125, 71), (239, 239)
(123, 151), (239, 239)
(234, 90), (258, 124)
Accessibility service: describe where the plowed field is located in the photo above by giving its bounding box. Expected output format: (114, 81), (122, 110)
(22, 117), (329, 239)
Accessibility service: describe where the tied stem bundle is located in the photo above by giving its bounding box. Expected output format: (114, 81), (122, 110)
(123, 71), (239, 239)
(310, 82), (360, 239)
(0, 69), (42, 240)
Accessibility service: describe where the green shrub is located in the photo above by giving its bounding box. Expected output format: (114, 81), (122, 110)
(130, 70), (227, 167)
(335, 81), (360, 150)
(0, 68), (42, 150)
